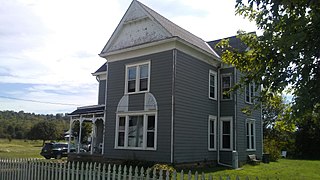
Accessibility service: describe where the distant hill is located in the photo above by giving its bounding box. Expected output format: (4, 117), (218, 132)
(0, 110), (69, 140)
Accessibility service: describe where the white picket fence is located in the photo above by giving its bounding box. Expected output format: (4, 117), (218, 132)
(0, 158), (259, 180)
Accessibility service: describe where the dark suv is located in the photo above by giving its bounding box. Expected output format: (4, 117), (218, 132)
(40, 142), (74, 159)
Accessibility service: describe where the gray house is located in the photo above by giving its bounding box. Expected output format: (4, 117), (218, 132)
(69, 0), (262, 167)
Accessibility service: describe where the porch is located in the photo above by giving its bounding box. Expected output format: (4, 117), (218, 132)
(68, 105), (105, 155)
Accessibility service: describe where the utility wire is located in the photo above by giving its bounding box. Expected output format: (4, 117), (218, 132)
(0, 95), (83, 106)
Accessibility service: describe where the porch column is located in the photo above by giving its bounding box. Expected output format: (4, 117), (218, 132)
(78, 115), (83, 153)
(91, 114), (95, 155)
(102, 111), (106, 155)
(68, 117), (73, 153)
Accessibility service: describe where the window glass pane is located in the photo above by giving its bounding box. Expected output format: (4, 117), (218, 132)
(250, 123), (254, 135)
(246, 84), (250, 102)
(147, 132), (154, 148)
(119, 117), (125, 131)
(118, 132), (124, 147)
(223, 135), (230, 149)
(210, 121), (215, 134)
(251, 136), (255, 149)
(128, 80), (136, 92)
(250, 84), (254, 102)
(210, 134), (215, 149)
(128, 67), (136, 80)
(222, 76), (230, 88)
(139, 78), (148, 91)
(147, 116), (155, 130)
(210, 74), (214, 86)
(247, 136), (250, 149)
(210, 87), (215, 98)
(222, 121), (230, 134)
(128, 116), (143, 147)
(139, 64), (148, 78)
(246, 123), (249, 135)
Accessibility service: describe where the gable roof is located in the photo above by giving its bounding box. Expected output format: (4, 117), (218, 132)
(100, 0), (219, 59)
(207, 34), (253, 56)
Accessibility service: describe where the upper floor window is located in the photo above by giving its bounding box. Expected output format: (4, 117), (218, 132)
(208, 115), (217, 151)
(221, 74), (232, 100)
(245, 82), (254, 104)
(246, 119), (256, 150)
(126, 61), (150, 94)
(209, 70), (217, 100)
(115, 113), (157, 150)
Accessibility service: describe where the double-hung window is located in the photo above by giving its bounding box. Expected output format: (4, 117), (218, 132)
(209, 70), (217, 100)
(221, 74), (232, 100)
(220, 117), (233, 150)
(245, 82), (254, 104)
(246, 119), (256, 150)
(208, 115), (217, 150)
(126, 62), (150, 94)
(116, 113), (157, 150)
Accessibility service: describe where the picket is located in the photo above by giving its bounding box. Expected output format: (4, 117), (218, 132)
(0, 158), (264, 180)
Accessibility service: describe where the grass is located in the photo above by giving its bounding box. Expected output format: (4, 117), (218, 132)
(0, 139), (319, 179)
(180, 159), (320, 179)
(0, 138), (44, 158)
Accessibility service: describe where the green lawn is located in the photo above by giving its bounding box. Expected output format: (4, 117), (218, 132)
(202, 159), (320, 179)
(0, 139), (319, 179)
(0, 138), (44, 158)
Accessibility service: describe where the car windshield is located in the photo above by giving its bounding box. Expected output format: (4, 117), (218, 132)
(54, 144), (68, 148)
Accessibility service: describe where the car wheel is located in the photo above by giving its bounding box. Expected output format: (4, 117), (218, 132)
(44, 156), (51, 159)
(55, 154), (62, 159)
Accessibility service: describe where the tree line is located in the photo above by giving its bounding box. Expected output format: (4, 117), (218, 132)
(0, 110), (69, 142)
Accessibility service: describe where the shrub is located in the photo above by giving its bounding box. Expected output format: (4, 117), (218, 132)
(264, 138), (281, 161)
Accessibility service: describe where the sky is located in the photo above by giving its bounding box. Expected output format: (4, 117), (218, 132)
(0, 0), (257, 114)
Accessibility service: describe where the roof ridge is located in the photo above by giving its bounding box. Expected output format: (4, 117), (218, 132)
(136, 0), (218, 57)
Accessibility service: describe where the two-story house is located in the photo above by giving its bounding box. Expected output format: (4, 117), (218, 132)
(68, 0), (262, 168)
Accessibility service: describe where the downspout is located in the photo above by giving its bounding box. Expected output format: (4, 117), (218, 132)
(170, 49), (177, 164)
(234, 68), (237, 152)
(217, 66), (233, 168)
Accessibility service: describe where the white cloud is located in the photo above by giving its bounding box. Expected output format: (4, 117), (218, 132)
(0, 0), (257, 114)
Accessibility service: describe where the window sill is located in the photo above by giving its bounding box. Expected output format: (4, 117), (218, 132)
(115, 147), (156, 151)
(245, 101), (254, 105)
(219, 149), (233, 151)
(209, 97), (217, 101)
(126, 90), (149, 95)
(246, 149), (256, 152)
(208, 149), (217, 151)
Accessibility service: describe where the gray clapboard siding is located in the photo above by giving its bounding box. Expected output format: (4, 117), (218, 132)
(235, 69), (263, 162)
(104, 50), (173, 163)
(98, 80), (106, 105)
(173, 50), (218, 163)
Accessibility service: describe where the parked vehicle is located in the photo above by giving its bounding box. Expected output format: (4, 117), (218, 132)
(40, 142), (75, 159)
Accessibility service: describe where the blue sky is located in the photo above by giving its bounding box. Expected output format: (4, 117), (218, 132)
(0, 0), (257, 114)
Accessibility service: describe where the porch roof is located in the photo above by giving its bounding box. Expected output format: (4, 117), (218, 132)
(69, 105), (105, 116)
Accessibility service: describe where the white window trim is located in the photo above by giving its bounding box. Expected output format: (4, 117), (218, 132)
(208, 115), (217, 151)
(246, 118), (256, 151)
(245, 82), (255, 104)
(115, 111), (157, 151)
(208, 70), (217, 100)
(220, 116), (233, 151)
(125, 61), (151, 95)
(221, 74), (232, 101)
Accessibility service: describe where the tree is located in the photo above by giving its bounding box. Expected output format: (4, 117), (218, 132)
(218, 0), (320, 117)
(28, 121), (59, 145)
(72, 121), (92, 144)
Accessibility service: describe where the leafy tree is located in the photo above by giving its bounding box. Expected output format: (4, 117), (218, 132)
(72, 121), (92, 144)
(219, 0), (320, 117)
(28, 121), (59, 145)
(219, 0), (320, 159)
